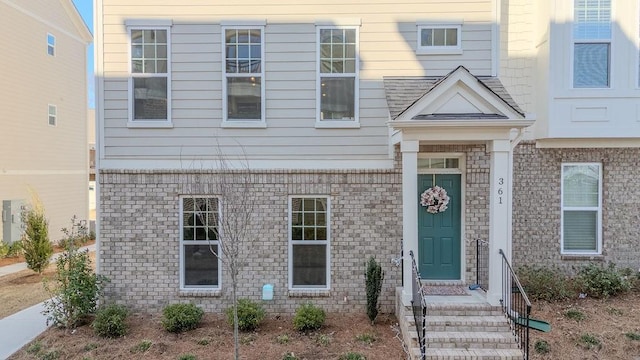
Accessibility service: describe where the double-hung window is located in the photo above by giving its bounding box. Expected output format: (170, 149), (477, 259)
(289, 197), (330, 289)
(223, 26), (265, 125)
(180, 197), (221, 290)
(561, 163), (602, 254)
(48, 105), (57, 126)
(129, 27), (170, 124)
(573, 0), (611, 88)
(47, 33), (55, 56)
(317, 27), (359, 126)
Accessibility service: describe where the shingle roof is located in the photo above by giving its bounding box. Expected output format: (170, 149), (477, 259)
(383, 66), (524, 120)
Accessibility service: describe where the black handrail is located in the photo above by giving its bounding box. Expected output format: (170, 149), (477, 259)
(475, 238), (489, 291)
(409, 250), (426, 360)
(499, 249), (531, 359)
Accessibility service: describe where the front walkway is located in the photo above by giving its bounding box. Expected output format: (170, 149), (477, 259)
(0, 244), (96, 359)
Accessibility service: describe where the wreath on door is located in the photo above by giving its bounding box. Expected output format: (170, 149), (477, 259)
(420, 185), (450, 214)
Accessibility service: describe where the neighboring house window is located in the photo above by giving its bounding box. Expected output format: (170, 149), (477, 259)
(416, 25), (462, 53)
(289, 197), (330, 289)
(573, 0), (611, 88)
(47, 33), (55, 56)
(317, 27), (358, 123)
(180, 197), (220, 289)
(223, 27), (265, 123)
(129, 28), (170, 122)
(561, 163), (602, 254)
(48, 105), (57, 126)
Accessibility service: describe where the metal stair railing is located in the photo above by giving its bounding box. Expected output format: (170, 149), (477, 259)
(499, 249), (531, 360)
(409, 250), (426, 360)
(475, 238), (489, 291)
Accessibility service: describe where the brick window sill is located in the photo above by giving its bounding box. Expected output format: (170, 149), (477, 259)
(179, 289), (222, 297)
(561, 255), (604, 261)
(288, 289), (330, 298)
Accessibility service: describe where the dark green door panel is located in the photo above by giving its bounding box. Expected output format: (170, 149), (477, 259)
(418, 174), (461, 279)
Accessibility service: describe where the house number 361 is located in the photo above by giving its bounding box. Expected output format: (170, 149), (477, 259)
(497, 178), (504, 205)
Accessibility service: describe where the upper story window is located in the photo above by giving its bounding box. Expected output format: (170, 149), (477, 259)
(129, 28), (171, 124)
(573, 0), (611, 88)
(317, 27), (359, 127)
(223, 27), (265, 125)
(48, 105), (57, 126)
(47, 33), (55, 56)
(416, 25), (462, 54)
(180, 196), (221, 290)
(561, 163), (602, 255)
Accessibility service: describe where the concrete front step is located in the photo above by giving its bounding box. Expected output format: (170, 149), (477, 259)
(422, 348), (524, 360)
(426, 331), (520, 349)
(427, 315), (511, 332)
(425, 303), (504, 317)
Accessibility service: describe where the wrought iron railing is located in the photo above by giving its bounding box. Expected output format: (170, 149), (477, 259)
(409, 250), (426, 360)
(475, 238), (489, 291)
(499, 249), (531, 359)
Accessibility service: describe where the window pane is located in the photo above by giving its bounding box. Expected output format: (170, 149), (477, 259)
(445, 28), (458, 46)
(563, 164), (599, 206)
(433, 29), (445, 46)
(292, 245), (326, 287)
(574, 43), (609, 88)
(227, 77), (261, 120)
(184, 245), (219, 286)
(131, 30), (143, 44)
(133, 77), (167, 120)
(320, 77), (355, 120)
(421, 29), (433, 46)
(563, 211), (597, 252)
(573, 0), (611, 40)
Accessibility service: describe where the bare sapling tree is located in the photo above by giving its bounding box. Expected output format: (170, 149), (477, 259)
(186, 146), (256, 360)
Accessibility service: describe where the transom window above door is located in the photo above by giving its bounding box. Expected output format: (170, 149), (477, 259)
(418, 157), (460, 170)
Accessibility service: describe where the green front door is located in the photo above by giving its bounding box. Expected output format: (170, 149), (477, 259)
(418, 174), (462, 279)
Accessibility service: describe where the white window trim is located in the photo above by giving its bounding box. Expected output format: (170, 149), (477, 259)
(570, 0), (613, 89)
(221, 25), (266, 128)
(127, 25), (172, 127)
(416, 24), (463, 55)
(179, 196), (222, 291)
(48, 104), (57, 126)
(47, 33), (55, 56)
(288, 196), (331, 291)
(560, 163), (603, 255)
(315, 26), (360, 128)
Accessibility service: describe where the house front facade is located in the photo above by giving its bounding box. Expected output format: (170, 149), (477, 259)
(95, 0), (640, 314)
(0, 0), (92, 242)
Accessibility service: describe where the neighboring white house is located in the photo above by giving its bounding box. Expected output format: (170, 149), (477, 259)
(94, 0), (640, 316)
(0, 0), (92, 243)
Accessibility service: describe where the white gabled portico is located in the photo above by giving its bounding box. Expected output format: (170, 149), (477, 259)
(383, 66), (534, 306)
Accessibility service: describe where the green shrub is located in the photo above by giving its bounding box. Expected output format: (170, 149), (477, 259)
(7, 240), (23, 257)
(196, 338), (210, 346)
(293, 303), (326, 332)
(21, 204), (53, 274)
(161, 303), (204, 333)
(338, 352), (366, 360)
(59, 216), (91, 248)
(131, 340), (152, 353)
(316, 333), (332, 346)
(282, 352), (299, 360)
(534, 340), (550, 354)
(564, 309), (586, 322)
(225, 298), (265, 331)
(517, 265), (572, 301)
(178, 355), (196, 360)
(41, 350), (61, 360)
(43, 247), (107, 328)
(577, 263), (631, 298)
(93, 304), (128, 338)
(355, 333), (376, 345)
(365, 256), (384, 324)
(26, 341), (42, 354)
(625, 332), (640, 341)
(0, 240), (8, 258)
(276, 334), (290, 344)
(578, 333), (601, 349)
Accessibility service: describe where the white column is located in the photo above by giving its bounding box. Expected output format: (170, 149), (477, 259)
(487, 139), (511, 306)
(401, 140), (419, 306)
